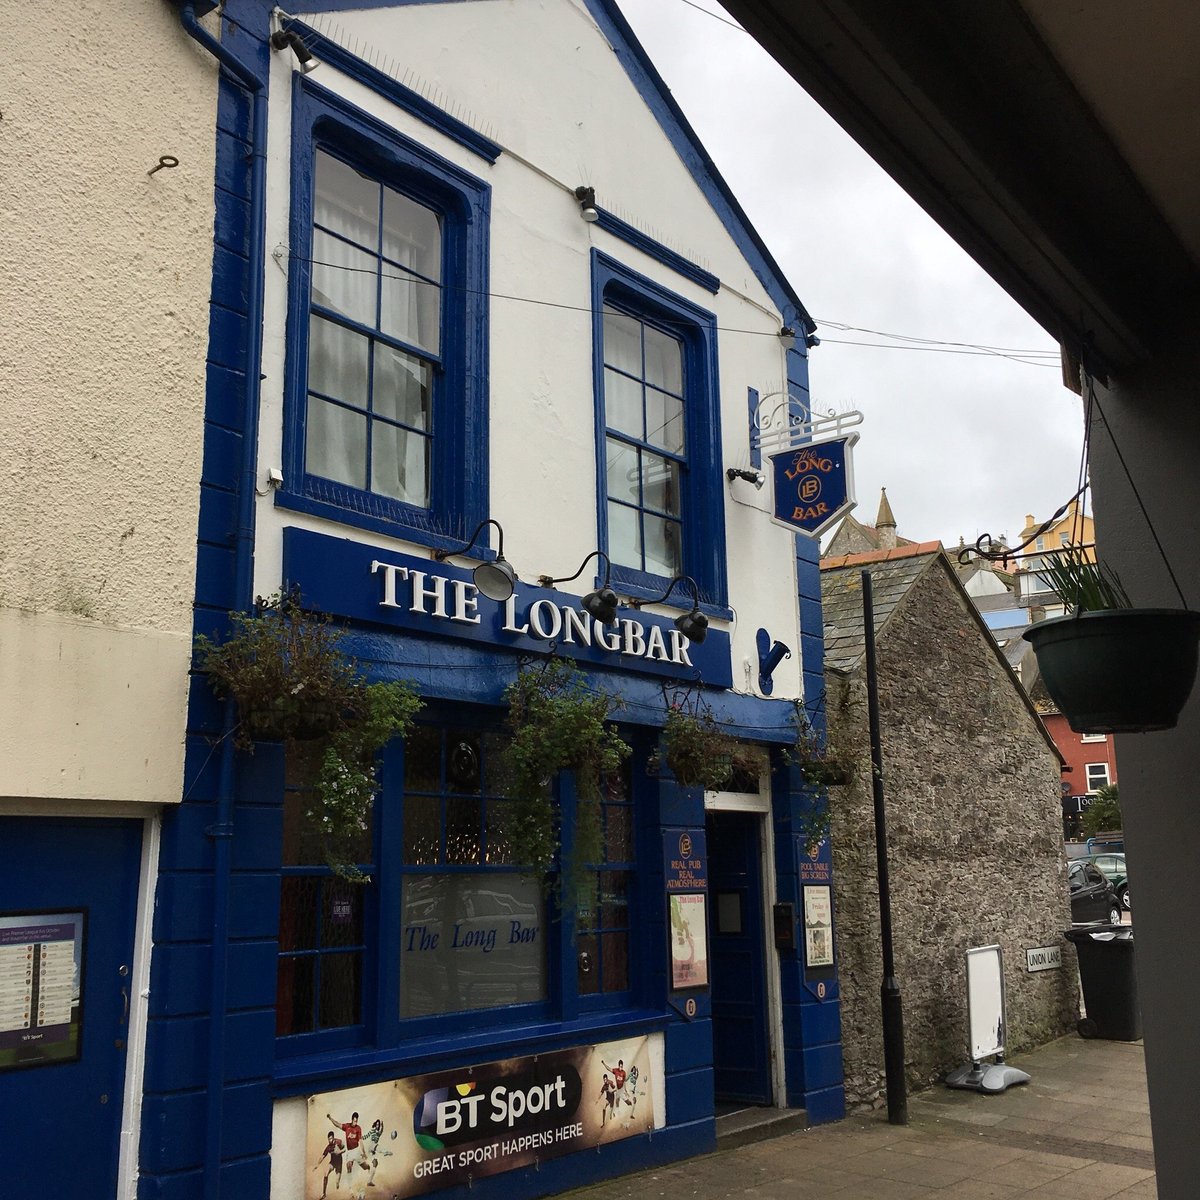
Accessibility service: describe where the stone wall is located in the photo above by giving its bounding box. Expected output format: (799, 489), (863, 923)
(828, 561), (1077, 1107)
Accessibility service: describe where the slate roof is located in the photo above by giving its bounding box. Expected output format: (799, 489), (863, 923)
(820, 542), (943, 673)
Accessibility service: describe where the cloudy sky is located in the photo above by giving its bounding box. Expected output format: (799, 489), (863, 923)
(616, 0), (1085, 551)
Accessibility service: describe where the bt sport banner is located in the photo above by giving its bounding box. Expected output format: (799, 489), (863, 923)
(306, 1035), (662, 1198)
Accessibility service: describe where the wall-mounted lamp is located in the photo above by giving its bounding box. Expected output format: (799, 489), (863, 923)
(629, 575), (709, 644)
(269, 27), (319, 73)
(779, 326), (796, 351)
(756, 628), (791, 695)
(726, 466), (766, 490)
(804, 331), (821, 349)
(574, 185), (599, 223)
(433, 519), (516, 602)
(537, 550), (619, 625)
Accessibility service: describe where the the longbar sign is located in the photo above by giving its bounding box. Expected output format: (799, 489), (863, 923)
(282, 528), (732, 687)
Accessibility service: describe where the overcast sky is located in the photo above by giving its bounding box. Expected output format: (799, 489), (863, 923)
(616, 0), (1085, 551)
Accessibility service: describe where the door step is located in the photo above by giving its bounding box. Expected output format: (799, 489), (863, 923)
(715, 1106), (808, 1150)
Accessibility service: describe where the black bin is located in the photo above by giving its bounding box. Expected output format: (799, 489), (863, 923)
(1064, 926), (1142, 1041)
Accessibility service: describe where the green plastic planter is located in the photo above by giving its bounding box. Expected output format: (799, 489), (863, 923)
(1023, 609), (1200, 733)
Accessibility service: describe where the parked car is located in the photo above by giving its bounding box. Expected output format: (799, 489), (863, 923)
(1086, 852), (1130, 911)
(1068, 860), (1122, 924)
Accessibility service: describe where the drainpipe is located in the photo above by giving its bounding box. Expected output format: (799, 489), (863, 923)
(177, 6), (268, 1198)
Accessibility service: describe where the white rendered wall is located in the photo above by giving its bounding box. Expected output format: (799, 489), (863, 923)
(255, 0), (807, 702)
(0, 1), (217, 804)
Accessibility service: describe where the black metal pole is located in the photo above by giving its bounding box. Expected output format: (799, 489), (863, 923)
(862, 570), (908, 1125)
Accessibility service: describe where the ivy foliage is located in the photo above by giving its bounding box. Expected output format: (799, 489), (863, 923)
(500, 659), (630, 900)
(195, 592), (422, 879)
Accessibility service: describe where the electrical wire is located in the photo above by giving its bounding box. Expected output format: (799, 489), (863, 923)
(282, 247), (1062, 365)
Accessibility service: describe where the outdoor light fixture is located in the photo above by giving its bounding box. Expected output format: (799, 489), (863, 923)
(537, 550), (619, 625)
(574, 185), (599, 223)
(779, 325), (797, 350)
(433, 519), (517, 602)
(630, 575), (709, 644)
(269, 24), (319, 73)
(726, 466), (766, 490)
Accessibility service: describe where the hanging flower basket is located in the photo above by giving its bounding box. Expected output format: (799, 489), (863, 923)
(1024, 609), (1200, 733)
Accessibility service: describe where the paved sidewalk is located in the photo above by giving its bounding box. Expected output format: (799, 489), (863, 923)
(569, 1036), (1154, 1199)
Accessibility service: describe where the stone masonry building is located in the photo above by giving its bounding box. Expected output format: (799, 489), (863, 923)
(820, 543), (1076, 1107)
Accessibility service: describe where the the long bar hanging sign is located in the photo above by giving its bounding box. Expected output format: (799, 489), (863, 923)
(768, 433), (859, 538)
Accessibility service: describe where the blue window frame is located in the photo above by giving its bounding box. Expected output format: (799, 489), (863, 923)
(591, 252), (727, 609)
(282, 80), (490, 550)
(275, 717), (648, 1061)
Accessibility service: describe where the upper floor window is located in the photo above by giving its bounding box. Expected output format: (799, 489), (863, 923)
(283, 81), (490, 550)
(592, 252), (726, 609)
(1085, 762), (1111, 792)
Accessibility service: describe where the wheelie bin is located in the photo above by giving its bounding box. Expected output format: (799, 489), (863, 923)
(1064, 925), (1141, 1040)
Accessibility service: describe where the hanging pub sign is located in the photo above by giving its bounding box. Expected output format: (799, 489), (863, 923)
(768, 435), (859, 538)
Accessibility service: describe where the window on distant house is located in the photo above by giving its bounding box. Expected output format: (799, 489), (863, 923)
(1059, 532), (1070, 547)
(1035, 536), (1045, 551)
(283, 83), (490, 549)
(1085, 762), (1110, 792)
(592, 252), (726, 608)
(1080, 732), (1107, 744)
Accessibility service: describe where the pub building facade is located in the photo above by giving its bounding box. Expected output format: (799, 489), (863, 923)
(143, 1), (844, 1197)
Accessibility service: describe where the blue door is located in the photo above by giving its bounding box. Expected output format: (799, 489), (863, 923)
(0, 817), (143, 1199)
(708, 810), (772, 1104)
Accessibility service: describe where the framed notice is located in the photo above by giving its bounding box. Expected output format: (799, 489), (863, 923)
(669, 893), (709, 990)
(802, 886), (834, 968)
(0, 911), (86, 1071)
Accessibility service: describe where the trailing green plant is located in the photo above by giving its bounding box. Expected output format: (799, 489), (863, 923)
(500, 659), (630, 903)
(662, 704), (738, 790)
(195, 592), (422, 879)
(791, 715), (856, 789)
(1038, 548), (1132, 612)
(1081, 783), (1122, 838)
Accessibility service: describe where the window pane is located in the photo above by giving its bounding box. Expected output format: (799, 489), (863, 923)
(445, 796), (483, 865)
(314, 151), (379, 249)
(373, 344), (430, 428)
(318, 953), (362, 1028)
(645, 388), (684, 455)
(605, 804), (632, 862)
(603, 306), (642, 374)
(643, 325), (682, 394)
(371, 421), (430, 506)
(577, 931), (600, 995)
(279, 876), (319, 951)
(380, 270), (441, 355)
(642, 452), (681, 516)
(405, 727), (442, 792)
(600, 871), (629, 929)
(606, 438), (640, 505)
(446, 733), (483, 794)
(382, 188), (442, 283)
(322, 881), (365, 948)
(276, 956), (314, 1036)
(312, 229), (376, 328)
(308, 316), (369, 407)
(482, 731), (512, 796)
(307, 398), (367, 489)
(400, 874), (546, 1017)
(601, 932), (629, 992)
(404, 795), (441, 865)
(607, 501), (642, 570)
(643, 514), (682, 578)
(604, 368), (643, 439)
(484, 800), (516, 865)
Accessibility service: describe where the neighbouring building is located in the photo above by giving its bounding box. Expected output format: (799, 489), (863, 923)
(717, 9), (1200, 1192)
(820, 543), (1074, 1107)
(2, 3), (848, 1198)
(1015, 498), (1095, 614)
(822, 488), (914, 558)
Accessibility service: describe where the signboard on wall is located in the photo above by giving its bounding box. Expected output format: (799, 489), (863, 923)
(305, 1036), (663, 1198)
(802, 886), (834, 968)
(768, 436), (858, 538)
(0, 912), (85, 1072)
(664, 830), (709, 992)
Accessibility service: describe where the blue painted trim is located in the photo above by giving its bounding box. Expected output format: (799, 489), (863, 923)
(585, 0), (816, 341)
(590, 250), (728, 609)
(593, 208), (719, 293)
(747, 387), (761, 470)
(283, 20), (502, 163)
(283, 77), (491, 551)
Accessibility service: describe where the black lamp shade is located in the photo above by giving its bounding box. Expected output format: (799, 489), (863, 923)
(675, 609), (709, 644)
(473, 557), (516, 602)
(582, 586), (619, 625)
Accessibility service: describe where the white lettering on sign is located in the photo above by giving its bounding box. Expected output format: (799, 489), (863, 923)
(1025, 945), (1063, 973)
(374, 565), (698, 667)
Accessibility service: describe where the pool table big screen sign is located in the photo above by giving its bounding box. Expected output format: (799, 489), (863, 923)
(769, 435), (859, 538)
